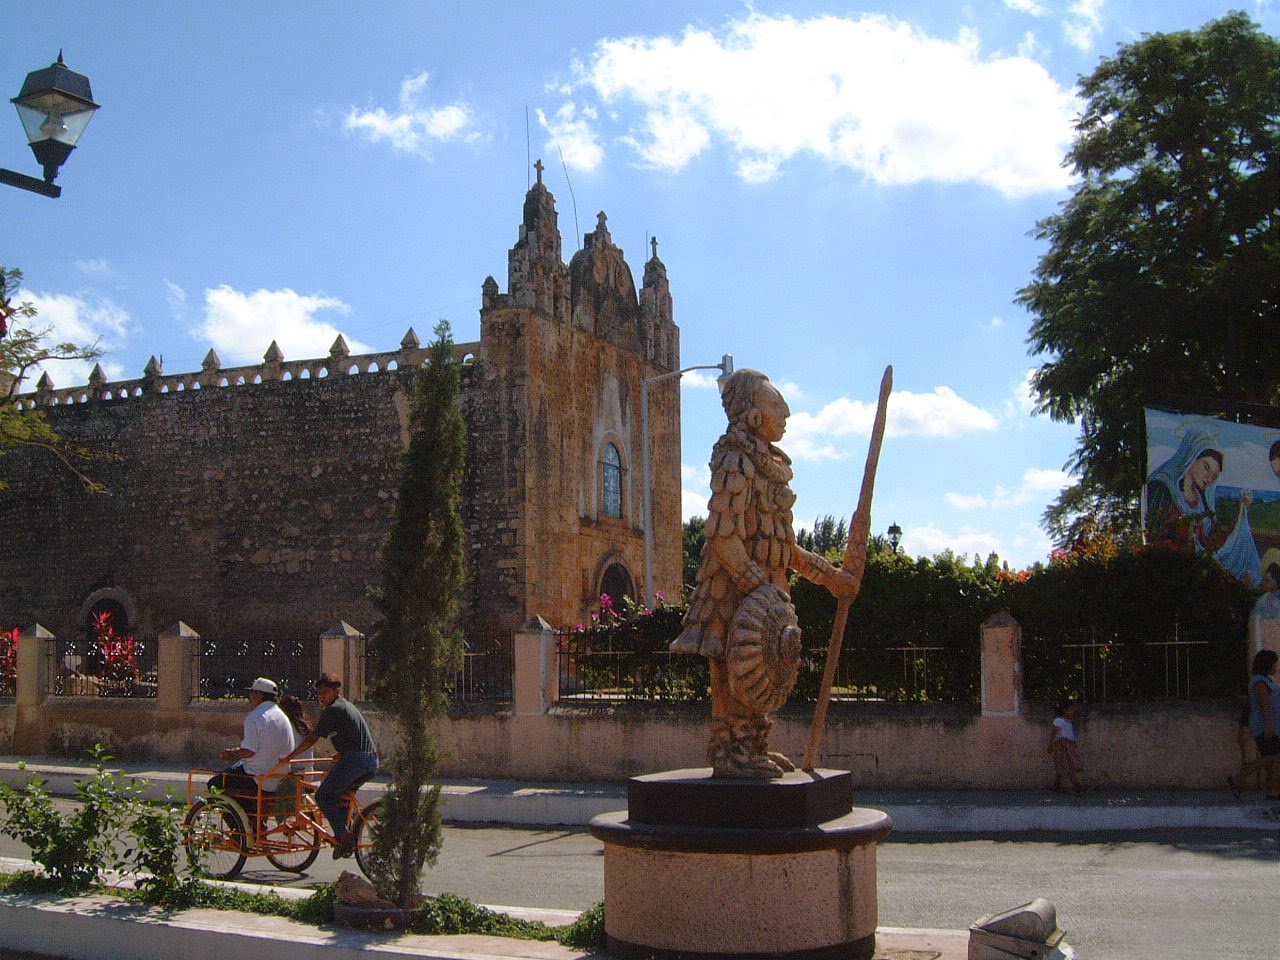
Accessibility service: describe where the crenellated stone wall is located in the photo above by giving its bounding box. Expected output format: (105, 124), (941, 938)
(1, 354), (424, 639)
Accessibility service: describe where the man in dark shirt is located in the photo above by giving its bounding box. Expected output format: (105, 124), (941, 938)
(281, 672), (378, 858)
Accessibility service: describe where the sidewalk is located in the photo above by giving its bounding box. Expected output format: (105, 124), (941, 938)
(2, 755), (1274, 832)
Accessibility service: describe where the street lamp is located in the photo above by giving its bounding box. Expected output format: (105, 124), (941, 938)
(887, 523), (903, 554)
(642, 353), (734, 608)
(0, 52), (99, 198)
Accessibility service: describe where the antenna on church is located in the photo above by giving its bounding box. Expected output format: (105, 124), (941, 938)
(525, 106), (531, 191)
(558, 143), (581, 251)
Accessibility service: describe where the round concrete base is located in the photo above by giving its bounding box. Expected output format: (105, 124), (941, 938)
(589, 773), (893, 960)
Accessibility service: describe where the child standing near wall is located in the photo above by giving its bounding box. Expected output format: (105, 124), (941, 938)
(1047, 699), (1085, 793)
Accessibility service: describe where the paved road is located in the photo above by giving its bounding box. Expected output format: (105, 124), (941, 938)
(3, 813), (1277, 959)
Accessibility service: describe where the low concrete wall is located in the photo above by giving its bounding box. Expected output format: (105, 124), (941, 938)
(441, 698), (1237, 789)
(0, 696), (1238, 790)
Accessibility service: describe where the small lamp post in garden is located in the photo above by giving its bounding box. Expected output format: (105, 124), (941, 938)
(0, 52), (99, 199)
(887, 522), (903, 554)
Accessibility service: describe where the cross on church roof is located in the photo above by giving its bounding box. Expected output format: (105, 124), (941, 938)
(534, 158), (544, 184)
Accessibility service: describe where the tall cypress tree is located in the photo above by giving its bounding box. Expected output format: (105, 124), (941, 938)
(365, 319), (465, 908)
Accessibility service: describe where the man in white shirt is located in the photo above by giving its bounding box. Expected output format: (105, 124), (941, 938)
(207, 677), (298, 814)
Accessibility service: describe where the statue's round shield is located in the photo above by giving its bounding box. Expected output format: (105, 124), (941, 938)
(726, 582), (802, 713)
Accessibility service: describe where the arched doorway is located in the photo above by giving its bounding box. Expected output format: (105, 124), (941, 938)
(600, 563), (634, 611)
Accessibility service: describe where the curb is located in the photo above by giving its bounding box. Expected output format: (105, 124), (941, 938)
(0, 889), (595, 960)
(0, 886), (973, 960)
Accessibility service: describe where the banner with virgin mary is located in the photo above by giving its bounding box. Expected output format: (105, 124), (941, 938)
(1143, 407), (1280, 588)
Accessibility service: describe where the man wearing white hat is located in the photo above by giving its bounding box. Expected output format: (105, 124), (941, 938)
(207, 677), (298, 811)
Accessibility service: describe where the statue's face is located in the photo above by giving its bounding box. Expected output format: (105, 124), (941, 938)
(754, 381), (790, 443)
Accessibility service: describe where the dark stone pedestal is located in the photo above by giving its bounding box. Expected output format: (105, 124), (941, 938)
(627, 766), (856, 829)
(588, 768), (893, 960)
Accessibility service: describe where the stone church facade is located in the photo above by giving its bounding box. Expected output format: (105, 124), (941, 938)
(0, 168), (683, 648)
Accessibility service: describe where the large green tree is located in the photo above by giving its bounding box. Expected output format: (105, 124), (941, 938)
(365, 319), (466, 909)
(1, 267), (105, 491)
(1019, 13), (1280, 546)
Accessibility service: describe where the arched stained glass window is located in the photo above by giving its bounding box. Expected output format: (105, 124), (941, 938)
(603, 442), (622, 518)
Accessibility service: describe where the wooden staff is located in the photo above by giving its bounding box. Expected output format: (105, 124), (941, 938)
(802, 364), (893, 771)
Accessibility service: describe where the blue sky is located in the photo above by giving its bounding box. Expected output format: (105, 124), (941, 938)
(6, 1), (1277, 570)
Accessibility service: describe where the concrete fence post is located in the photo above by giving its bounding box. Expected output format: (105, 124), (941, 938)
(157, 621), (200, 712)
(980, 610), (1022, 717)
(512, 615), (558, 716)
(14, 624), (53, 753)
(15, 623), (52, 709)
(320, 622), (365, 699)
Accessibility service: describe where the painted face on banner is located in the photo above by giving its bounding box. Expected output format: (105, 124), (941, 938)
(1187, 453), (1220, 494)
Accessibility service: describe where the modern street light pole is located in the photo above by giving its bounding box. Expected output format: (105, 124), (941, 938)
(0, 53), (99, 199)
(642, 353), (734, 609)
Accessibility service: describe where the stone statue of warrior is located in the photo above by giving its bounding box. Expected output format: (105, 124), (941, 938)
(672, 368), (858, 778)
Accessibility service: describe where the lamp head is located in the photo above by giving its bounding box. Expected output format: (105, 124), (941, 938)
(12, 52), (99, 183)
(887, 523), (903, 552)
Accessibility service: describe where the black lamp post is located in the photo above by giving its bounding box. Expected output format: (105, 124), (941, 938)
(887, 522), (903, 554)
(0, 52), (99, 198)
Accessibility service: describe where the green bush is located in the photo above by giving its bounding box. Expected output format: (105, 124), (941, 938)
(0, 745), (191, 891)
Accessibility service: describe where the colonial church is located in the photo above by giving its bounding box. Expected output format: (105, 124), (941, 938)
(0, 165), (684, 649)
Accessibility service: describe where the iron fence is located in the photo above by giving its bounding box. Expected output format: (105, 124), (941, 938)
(45, 632), (159, 698)
(554, 634), (976, 704)
(794, 643), (968, 703)
(193, 637), (318, 701)
(360, 636), (513, 704)
(556, 630), (711, 701)
(449, 637), (513, 703)
(1023, 621), (1234, 702)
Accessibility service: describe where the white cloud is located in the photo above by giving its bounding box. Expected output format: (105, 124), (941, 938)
(903, 521), (1054, 566)
(904, 522), (1006, 562)
(682, 461), (711, 519)
(539, 102), (605, 172)
(191, 285), (372, 365)
(946, 466), (1071, 510)
(776, 380), (805, 401)
(1004, 0), (1048, 15)
(20, 291), (131, 388)
(1013, 368), (1040, 417)
(164, 280), (188, 321)
(884, 387), (1000, 437)
(558, 12), (1077, 196)
(1064, 0), (1104, 52)
(946, 492), (990, 509)
(781, 386), (998, 461)
(76, 259), (113, 278)
(345, 70), (484, 155)
(680, 368), (727, 391)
